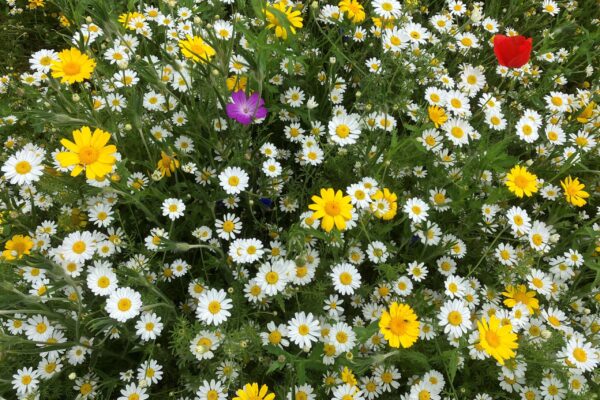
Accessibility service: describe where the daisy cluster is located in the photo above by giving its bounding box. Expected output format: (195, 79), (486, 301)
(0, 0), (599, 399)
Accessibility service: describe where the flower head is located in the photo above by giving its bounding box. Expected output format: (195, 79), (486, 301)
(233, 383), (275, 400)
(428, 105), (448, 128)
(265, 2), (303, 40)
(56, 126), (117, 180)
(3, 234), (34, 260)
(226, 91), (267, 125)
(339, 0), (366, 24)
(493, 34), (532, 68)
(379, 302), (420, 348)
(51, 48), (96, 84)
(179, 35), (216, 63)
(477, 315), (518, 365)
(560, 176), (589, 207)
(505, 165), (538, 198)
(308, 188), (353, 232)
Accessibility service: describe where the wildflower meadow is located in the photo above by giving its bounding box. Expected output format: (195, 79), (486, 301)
(0, 0), (599, 399)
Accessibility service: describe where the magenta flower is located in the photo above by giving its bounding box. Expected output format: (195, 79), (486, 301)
(226, 90), (268, 125)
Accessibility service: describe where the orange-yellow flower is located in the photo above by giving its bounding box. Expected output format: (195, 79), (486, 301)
(502, 284), (539, 314)
(505, 165), (538, 198)
(308, 188), (353, 232)
(56, 126), (117, 180)
(379, 302), (420, 348)
(51, 48), (96, 84)
(233, 383), (275, 400)
(560, 176), (589, 207)
(179, 35), (216, 63)
(477, 315), (518, 365)
(2, 234), (34, 260)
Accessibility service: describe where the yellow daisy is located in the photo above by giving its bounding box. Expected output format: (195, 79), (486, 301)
(379, 302), (420, 348)
(502, 284), (539, 314)
(3, 234), (34, 260)
(560, 176), (589, 207)
(233, 383), (275, 400)
(51, 48), (96, 84)
(157, 151), (180, 177)
(339, 0), (366, 24)
(56, 126), (117, 180)
(179, 35), (216, 63)
(477, 315), (518, 365)
(505, 165), (539, 198)
(428, 105), (448, 128)
(265, 1), (303, 40)
(308, 188), (353, 232)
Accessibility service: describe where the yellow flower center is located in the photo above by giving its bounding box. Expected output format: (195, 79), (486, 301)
(336, 124), (350, 138)
(268, 330), (282, 344)
(573, 347), (587, 362)
(207, 391), (219, 400)
(324, 201), (341, 216)
(265, 271), (279, 284)
(451, 127), (464, 138)
(72, 240), (87, 254)
(15, 161), (32, 174)
(389, 316), (408, 335)
(79, 146), (99, 164)
(118, 298), (132, 312)
(485, 330), (500, 347)
(208, 300), (221, 314)
(63, 61), (82, 76)
(448, 311), (463, 326)
(298, 324), (309, 335)
(80, 383), (93, 395)
(531, 234), (543, 246)
(228, 176), (240, 186)
(339, 272), (352, 285)
(97, 276), (110, 288)
(336, 331), (348, 343)
(36, 322), (47, 334)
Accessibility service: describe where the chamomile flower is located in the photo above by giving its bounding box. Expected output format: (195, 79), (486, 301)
(287, 312), (320, 349)
(329, 113), (361, 146)
(438, 299), (472, 338)
(86, 262), (117, 296)
(105, 287), (142, 322)
(404, 197), (430, 223)
(135, 312), (164, 342)
(219, 167), (249, 195)
(196, 288), (233, 326)
(330, 263), (361, 295)
(2, 148), (44, 185)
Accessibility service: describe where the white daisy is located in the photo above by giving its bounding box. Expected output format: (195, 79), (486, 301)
(1, 148), (44, 185)
(329, 263), (361, 295)
(162, 198), (185, 220)
(218, 166), (249, 195)
(256, 260), (294, 296)
(135, 312), (164, 342)
(196, 288), (233, 326)
(329, 113), (361, 146)
(86, 261), (118, 296)
(60, 231), (97, 263)
(438, 299), (471, 338)
(189, 330), (220, 360)
(403, 197), (430, 223)
(287, 311), (320, 349)
(105, 287), (142, 322)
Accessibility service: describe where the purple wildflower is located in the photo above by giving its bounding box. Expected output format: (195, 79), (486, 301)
(225, 90), (267, 125)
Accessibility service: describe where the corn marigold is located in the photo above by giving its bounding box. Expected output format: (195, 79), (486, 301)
(56, 126), (117, 180)
(50, 48), (96, 84)
(560, 176), (589, 207)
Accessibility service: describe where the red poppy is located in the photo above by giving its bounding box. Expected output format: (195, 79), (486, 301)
(493, 35), (533, 68)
